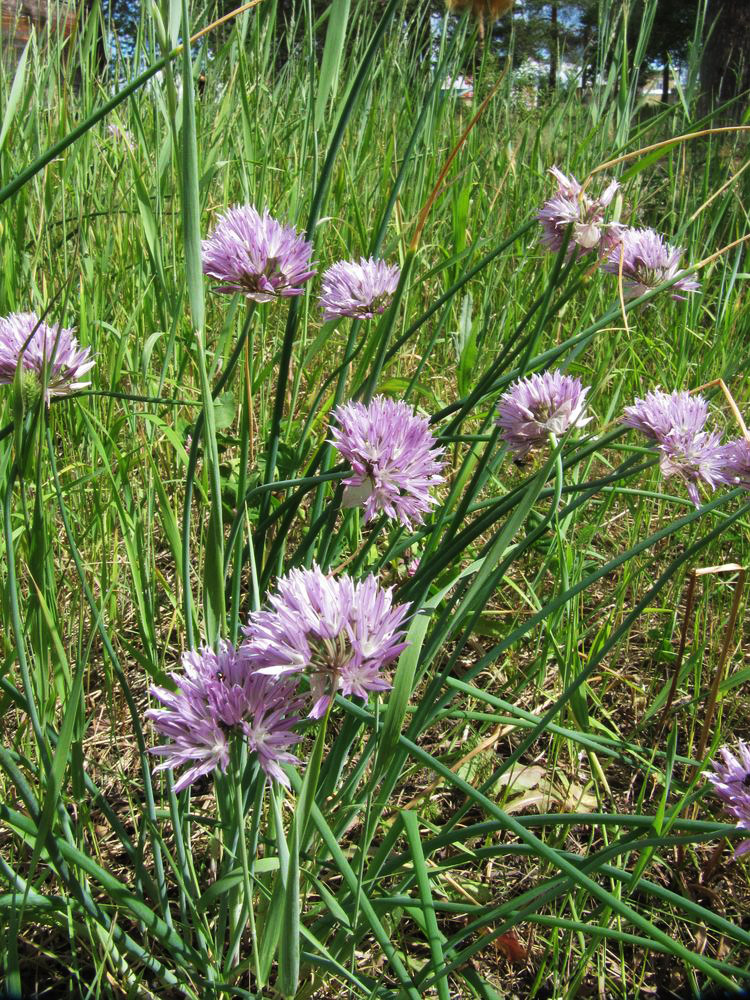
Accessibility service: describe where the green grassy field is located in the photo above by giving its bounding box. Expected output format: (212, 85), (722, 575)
(0, 0), (749, 996)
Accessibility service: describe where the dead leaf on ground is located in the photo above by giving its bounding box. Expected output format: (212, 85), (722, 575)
(493, 764), (598, 814)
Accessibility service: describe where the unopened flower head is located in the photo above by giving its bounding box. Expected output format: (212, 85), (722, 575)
(537, 166), (619, 258)
(706, 740), (750, 858)
(0, 312), (94, 403)
(201, 205), (315, 302)
(319, 257), (400, 321)
(602, 227), (700, 300)
(241, 565), (410, 719)
(329, 396), (445, 527)
(622, 389), (708, 442)
(496, 370), (592, 458)
(146, 640), (303, 791)
(718, 437), (750, 490)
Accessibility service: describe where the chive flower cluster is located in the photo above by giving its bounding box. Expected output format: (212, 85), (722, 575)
(537, 166), (620, 258)
(622, 388), (735, 507)
(330, 396), (445, 527)
(718, 438), (750, 490)
(148, 566), (411, 789)
(602, 227), (701, 300)
(241, 564), (410, 720)
(147, 641), (305, 791)
(0, 311), (94, 404)
(706, 741), (750, 858)
(201, 203), (400, 318)
(201, 205), (316, 302)
(496, 370), (591, 458)
(496, 375), (750, 510)
(538, 166), (700, 301)
(319, 257), (401, 321)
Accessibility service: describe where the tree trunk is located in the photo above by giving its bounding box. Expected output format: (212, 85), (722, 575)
(581, 20), (590, 89)
(661, 55), (670, 103)
(548, 1), (558, 90)
(702, 0), (750, 107)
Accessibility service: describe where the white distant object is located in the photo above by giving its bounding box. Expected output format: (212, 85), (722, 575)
(514, 57), (580, 87)
(441, 74), (474, 104)
(105, 123), (135, 151)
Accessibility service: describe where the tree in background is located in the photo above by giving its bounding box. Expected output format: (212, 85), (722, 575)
(480, 0), (747, 108)
(628, 0), (700, 101)
(198, 0), (749, 111)
(486, 1), (597, 90)
(702, 0), (750, 106)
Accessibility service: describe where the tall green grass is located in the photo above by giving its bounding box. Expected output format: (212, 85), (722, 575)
(0, 0), (749, 996)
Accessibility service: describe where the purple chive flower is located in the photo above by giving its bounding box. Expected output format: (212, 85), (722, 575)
(201, 205), (315, 302)
(602, 226), (700, 300)
(658, 428), (725, 507)
(0, 312), (94, 404)
(537, 166), (619, 258)
(241, 564), (410, 720)
(496, 370), (592, 458)
(706, 741), (750, 858)
(146, 640), (304, 791)
(621, 389), (723, 506)
(622, 389), (709, 442)
(319, 257), (401, 322)
(718, 437), (750, 489)
(329, 396), (445, 527)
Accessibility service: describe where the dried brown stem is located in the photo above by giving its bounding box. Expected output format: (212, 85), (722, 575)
(661, 570), (698, 728)
(691, 378), (750, 442)
(693, 567), (746, 769)
(410, 64), (508, 252)
(583, 126), (750, 192)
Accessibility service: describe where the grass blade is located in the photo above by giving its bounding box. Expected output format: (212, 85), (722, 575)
(314, 0), (351, 130)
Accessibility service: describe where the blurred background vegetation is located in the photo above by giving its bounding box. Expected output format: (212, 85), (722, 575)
(100, 0), (748, 102)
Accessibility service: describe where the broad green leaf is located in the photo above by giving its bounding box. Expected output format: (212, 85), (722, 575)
(213, 390), (236, 432)
(0, 39), (29, 153)
(401, 811), (450, 1000)
(314, 0), (351, 130)
(277, 812), (300, 997)
(179, 0), (224, 641)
